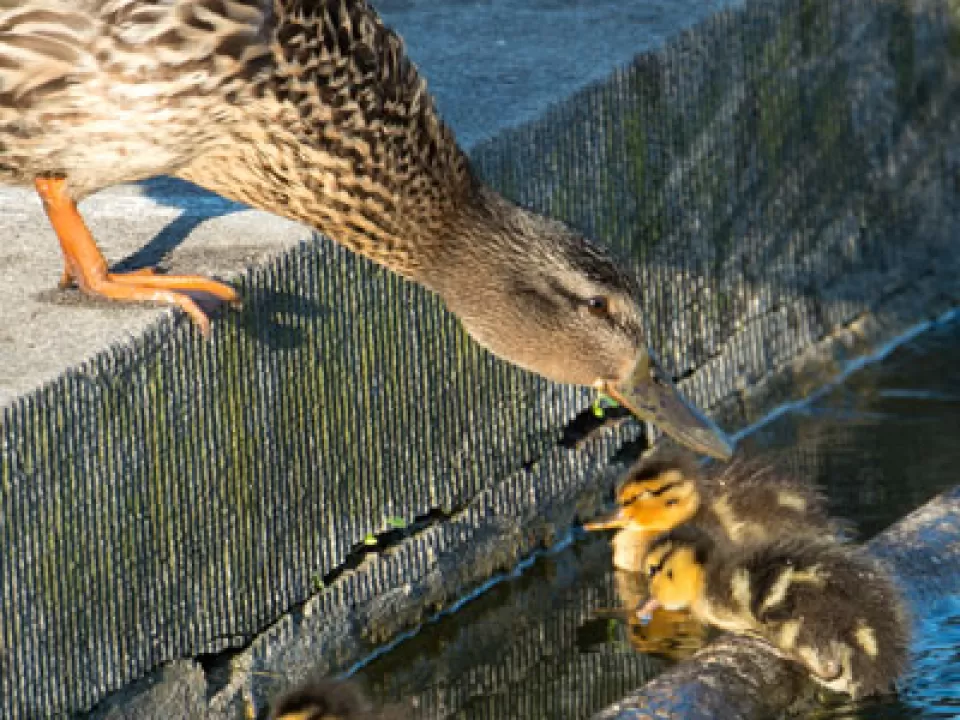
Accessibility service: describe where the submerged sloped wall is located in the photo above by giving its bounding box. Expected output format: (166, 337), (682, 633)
(2, 0), (960, 717)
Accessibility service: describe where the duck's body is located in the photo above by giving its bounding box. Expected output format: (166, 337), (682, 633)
(586, 452), (843, 571)
(0, 0), (732, 459)
(640, 527), (910, 700)
(2, 0), (464, 275)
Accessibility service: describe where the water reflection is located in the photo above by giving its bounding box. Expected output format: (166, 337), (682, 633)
(355, 318), (960, 718)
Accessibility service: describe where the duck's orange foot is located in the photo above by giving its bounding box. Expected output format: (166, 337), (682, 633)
(36, 176), (240, 337)
(63, 266), (240, 336)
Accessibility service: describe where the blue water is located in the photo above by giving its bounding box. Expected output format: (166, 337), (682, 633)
(353, 315), (960, 718)
(901, 596), (960, 718)
(812, 596), (960, 719)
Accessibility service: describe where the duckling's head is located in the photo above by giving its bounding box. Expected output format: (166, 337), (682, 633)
(622, 471), (700, 530)
(585, 457), (701, 534)
(433, 186), (733, 460)
(638, 529), (711, 617)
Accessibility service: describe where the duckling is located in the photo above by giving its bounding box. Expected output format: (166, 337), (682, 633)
(585, 451), (843, 571)
(604, 567), (710, 662)
(269, 677), (399, 720)
(638, 526), (910, 699)
(0, 1), (732, 458)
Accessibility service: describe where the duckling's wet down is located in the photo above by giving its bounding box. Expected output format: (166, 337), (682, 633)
(2, 0), (960, 717)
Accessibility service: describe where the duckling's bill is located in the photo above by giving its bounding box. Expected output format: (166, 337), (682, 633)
(583, 509), (629, 532)
(596, 350), (734, 461)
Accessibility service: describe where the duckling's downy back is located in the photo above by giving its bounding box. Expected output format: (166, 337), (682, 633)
(699, 454), (847, 546)
(702, 535), (910, 699)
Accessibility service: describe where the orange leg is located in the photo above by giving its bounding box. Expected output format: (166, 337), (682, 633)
(35, 177), (241, 337)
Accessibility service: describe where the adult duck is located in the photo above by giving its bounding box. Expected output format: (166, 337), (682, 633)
(0, 0), (732, 459)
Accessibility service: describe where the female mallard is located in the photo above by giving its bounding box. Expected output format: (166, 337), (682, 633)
(0, 0), (731, 459)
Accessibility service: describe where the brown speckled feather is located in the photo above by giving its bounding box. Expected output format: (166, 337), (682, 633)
(1, 1), (468, 277)
(178, 0), (473, 277)
(1, 1), (272, 189)
(2, 0), (692, 408)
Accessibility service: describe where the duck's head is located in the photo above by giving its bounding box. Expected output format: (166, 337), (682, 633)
(637, 529), (710, 617)
(584, 457), (702, 533)
(429, 187), (734, 460)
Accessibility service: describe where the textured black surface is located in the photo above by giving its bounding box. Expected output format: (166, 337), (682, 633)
(4, 0), (960, 716)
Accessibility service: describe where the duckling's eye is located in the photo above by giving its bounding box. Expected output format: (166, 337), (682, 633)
(665, 499), (679, 507)
(666, 569), (674, 580)
(586, 296), (610, 317)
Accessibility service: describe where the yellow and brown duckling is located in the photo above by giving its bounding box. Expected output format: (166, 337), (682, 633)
(268, 677), (400, 720)
(638, 526), (910, 699)
(0, 1), (731, 459)
(600, 567), (709, 662)
(585, 452), (844, 571)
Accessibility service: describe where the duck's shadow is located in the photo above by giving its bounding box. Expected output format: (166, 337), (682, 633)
(116, 176), (243, 272)
(125, 176), (327, 350)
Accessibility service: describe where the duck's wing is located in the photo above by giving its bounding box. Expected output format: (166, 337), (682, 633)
(0, 1), (272, 115)
(0, 1), (274, 188)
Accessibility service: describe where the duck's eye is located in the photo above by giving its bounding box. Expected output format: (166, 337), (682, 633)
(665, 498), (679, 507)
(666, 569), (674, 581)
(586, 296), (610, 317)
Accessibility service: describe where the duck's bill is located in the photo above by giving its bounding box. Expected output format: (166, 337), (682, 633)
(583, 509), (629, 532)
(597, 349), (734, 461)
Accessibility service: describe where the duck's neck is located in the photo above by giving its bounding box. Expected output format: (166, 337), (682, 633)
(176, 0), (554, 298)
(177, 110), (525, 296)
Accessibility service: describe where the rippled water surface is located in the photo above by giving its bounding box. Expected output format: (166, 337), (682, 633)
(354, 315), (960, 718)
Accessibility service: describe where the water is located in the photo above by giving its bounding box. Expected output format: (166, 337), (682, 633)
(350, 315), (960, 718)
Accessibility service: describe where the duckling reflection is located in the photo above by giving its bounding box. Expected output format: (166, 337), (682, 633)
(638, 526), (910, 700)
(585, 451), (844, 572)
(610, 569), (710, 662)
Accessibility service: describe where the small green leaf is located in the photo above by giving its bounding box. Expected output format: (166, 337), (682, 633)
(363, 533), (378, 546)
(387, 517), (407, 529)
(607, 618), (619, 640)
(592, 393), (620, 417)
(311, 573), (325, 591)
(592, 397), (605, 418)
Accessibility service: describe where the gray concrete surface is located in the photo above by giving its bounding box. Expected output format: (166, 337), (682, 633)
(0, 0), (739, 409)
